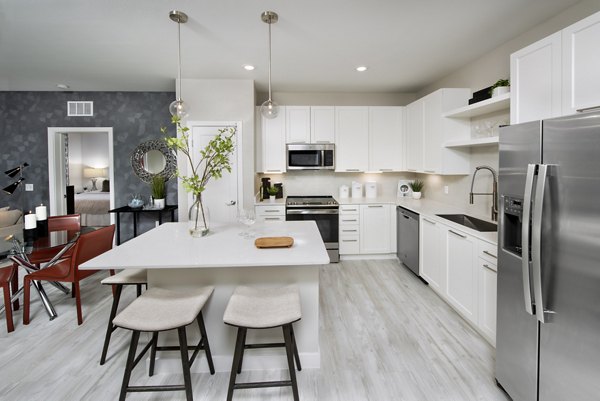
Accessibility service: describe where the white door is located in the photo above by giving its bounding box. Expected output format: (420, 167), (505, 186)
(190, 124), (239, 224)
(368, 107), (404, 172)
(335, 106), (369, 172)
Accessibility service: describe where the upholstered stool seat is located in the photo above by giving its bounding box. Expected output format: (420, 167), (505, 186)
(114, 286), (215, 401)
(224, 285), (302, 401)
(99, 269), (148, 365)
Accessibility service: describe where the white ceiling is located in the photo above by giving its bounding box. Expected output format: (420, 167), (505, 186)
(0, 0), (581, 93)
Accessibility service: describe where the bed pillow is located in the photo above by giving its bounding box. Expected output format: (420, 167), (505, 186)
(0, 209), (22, 228)
(101, 180), (110, 192)
(0, 206), (10, 211)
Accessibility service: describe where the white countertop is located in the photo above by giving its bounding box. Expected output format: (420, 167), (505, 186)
(80, 221), (330, 270)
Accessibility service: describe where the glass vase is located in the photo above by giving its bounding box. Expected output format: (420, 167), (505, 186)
(188, 194), (210, 237)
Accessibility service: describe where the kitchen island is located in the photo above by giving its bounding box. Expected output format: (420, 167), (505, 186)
(80, 221), (329, 372)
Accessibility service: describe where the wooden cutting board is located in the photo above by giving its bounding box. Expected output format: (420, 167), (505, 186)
(254, 236), (294, 248)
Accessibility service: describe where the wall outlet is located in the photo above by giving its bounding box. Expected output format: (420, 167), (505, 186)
(25, 183), (34, 191)
(444, 185), (449, 194)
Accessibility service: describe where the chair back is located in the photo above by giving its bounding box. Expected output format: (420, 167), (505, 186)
(48, 214), (81, 231)
(0, 262), (15, 284)
(73, 225), (115, 279)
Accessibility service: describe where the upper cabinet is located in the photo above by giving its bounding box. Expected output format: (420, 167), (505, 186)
(510, 32), (562, 124)
(256, 106), (287, 173)
(562, 11), (600, 115)
(335, 107), (369, 172)
(286, 106), (335, 144)
(368, 107), (405, 172)
(511, 11), (600, 123)
(406, 99), (423, 172)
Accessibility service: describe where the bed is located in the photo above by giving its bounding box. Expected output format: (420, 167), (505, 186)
(74, 192), (111, 226)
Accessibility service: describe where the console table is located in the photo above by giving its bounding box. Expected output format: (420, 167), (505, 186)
(109, 205), (178, 245)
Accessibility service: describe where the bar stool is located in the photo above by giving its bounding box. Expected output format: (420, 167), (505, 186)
(113, 286), (215, 401)
(99, 268), (148, 365)
(223, 285), (302, 401)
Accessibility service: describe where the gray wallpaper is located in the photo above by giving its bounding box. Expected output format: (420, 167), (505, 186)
(0, 91), (178, 241)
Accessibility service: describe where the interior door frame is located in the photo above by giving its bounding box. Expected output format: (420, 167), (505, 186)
(176, 121), (243, 221)
(47, 127), (115, 223)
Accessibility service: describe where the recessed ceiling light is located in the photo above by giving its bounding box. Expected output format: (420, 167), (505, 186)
(56, 84), (70, 89)
(243, 65), (255, 71)
(356, 66), (368, 72)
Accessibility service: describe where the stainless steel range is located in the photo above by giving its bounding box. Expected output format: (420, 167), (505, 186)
(285, 196), (339, 263)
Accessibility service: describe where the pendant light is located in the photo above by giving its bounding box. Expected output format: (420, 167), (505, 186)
(169, 10), (189, 119)
(260, 11), (279, 119)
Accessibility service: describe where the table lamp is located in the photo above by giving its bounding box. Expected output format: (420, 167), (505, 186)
(83, 167), (107, 191)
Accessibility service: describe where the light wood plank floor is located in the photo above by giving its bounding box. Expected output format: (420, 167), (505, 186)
(0, 260), (509, 400)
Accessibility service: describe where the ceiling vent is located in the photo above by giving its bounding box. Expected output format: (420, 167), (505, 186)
(67, 101), (93, 117)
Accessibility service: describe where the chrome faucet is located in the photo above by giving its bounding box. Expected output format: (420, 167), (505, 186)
(469, 165), (498, 221)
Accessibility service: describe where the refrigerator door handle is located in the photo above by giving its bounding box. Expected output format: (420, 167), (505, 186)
(521, 163), (537, 315)
(532, 164), (556, 323)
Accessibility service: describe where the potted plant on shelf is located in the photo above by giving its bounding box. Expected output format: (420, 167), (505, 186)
(409, 180), (425, 199)
(490, 79), (510, 97)
(266, 186), (279, 202)
(151, 175), (166, 209)
(164, 116), (236, 237)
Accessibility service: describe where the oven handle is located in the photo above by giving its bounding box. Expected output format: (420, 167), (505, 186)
(286, 209), (339, 215)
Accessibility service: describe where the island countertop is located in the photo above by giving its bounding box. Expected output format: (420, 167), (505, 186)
(80, 221), (330, 270)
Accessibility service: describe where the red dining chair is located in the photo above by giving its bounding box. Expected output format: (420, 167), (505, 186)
(23, 224), (115, 326)
(27, 214), (81, 266)
(1, 263), (16, 332)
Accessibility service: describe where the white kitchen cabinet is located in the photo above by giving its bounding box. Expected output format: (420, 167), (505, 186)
(256, 106), (286, 173)
(562, 11), (600, 115)
(445, 226), (478, 325)
(255, 204), (285, 222)
(368, 107), (405, 172)
(285, 106), (311, 143)
(405, 99), (423, 172)
(419, 216), (445, 295)
(510, 32), (562, 124)
(339, 205), (360, 255)
(335, 107), (369, 172)
(478, 257), (497, 346)
(310, 106), (335, 143)
(359, 204), (392, 254)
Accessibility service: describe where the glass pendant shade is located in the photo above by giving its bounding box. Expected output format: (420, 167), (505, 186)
(260, 99), (279, 119)
(169, 99), (189, 119)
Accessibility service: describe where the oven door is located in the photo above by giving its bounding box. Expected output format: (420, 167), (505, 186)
(285, 208), (339, 245)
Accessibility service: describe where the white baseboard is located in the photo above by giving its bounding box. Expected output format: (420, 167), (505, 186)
(340, 254), (398, 261)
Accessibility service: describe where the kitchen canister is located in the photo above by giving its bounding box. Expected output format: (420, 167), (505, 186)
(365, 182), (377, 198)
(339, 185), (349, 198)
(351, 181), (363, 198)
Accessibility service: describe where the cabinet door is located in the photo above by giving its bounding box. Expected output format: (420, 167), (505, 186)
(422, 92), (442, 174)
(445, 227), (478, 324)
(286, 106), (311, 144)
(562, 11), (600, 115)
(420, 216), (444, 294)
(478, 258), (497, 346)
(369, 107), (404, 172)
(335, 107), (369, 172)
(510, 32), (562, 124)
(405, 100), (423, 172)
(359, 204), (391, 254)
(311, 106), (335, 143)
(261, 107), (287, 173)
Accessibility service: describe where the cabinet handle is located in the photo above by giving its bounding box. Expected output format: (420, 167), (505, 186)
(264, 217), (281, 221)
(315, 141), (331, 143)
(264, 209), (281, 213)
(483, 263), (496, 272)
(342, 229), (357, 232)
(406, 168), (416, 171)
(577, 105), (600, 113)
(379, 169), (392, 172)
(483, 250), (497, 259)
(368, 205), (383, 208)
(343, 208), (358, 212)
(265, 170), (282, 173)
(424, 170), (436, 173)
(345, 169), (361, 172)
(342, 219), (358, 222)
(449, 229), (467, 239)
(423, 218), (436, 225)
(342, 239), (358, 242)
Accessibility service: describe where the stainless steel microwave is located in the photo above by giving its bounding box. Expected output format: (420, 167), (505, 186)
(286, 144), (335, 170)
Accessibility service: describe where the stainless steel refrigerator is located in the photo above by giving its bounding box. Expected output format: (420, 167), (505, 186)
(496, 112), (600, 401)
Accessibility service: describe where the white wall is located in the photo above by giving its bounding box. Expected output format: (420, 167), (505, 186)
(177, 78), (255, 219)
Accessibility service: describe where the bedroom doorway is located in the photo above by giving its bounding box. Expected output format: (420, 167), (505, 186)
(47, 127), (115, 226)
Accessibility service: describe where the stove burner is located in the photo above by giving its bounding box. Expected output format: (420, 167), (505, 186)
(286, 196), (339, 207)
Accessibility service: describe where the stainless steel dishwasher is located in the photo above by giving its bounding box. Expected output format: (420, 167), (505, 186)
(397, 206), (420, 276)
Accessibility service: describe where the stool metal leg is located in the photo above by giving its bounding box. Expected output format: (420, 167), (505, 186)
(236, 328), (247, 374)
(119, 330), (140, 401)
(290, 325), (302, 371)
(227, 327), (247, 401)
(100, 285), (123, 365)
(196, 312), (215, 374)
(177, 327), (193, 401)
(149, 332), (159, 376)
(283, 324), (300, 401)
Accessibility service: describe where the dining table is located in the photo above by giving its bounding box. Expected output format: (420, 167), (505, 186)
(80, 220), (330, 373)
(1, 227), (92, 320)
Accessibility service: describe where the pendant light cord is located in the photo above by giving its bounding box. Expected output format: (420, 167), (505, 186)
(267, 19), (272, 102)
(177, 19), (182, 101)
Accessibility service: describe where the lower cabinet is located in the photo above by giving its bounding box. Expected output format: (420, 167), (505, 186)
(478, 258), (497, 346)
(419, 216), (445, 293)
(445, 228), (478, 325)
(339, 203), (396, 256)
(255, 205), (285, 222)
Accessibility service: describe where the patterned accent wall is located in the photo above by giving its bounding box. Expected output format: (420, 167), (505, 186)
(0, 91), (177, 241)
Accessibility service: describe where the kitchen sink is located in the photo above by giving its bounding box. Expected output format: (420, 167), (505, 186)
(436, 214), (497, 232)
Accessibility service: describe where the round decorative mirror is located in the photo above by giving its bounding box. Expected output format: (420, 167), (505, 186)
(131, 140), (176, 183)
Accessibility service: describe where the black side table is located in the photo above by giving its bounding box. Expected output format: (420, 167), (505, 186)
(109, 205), (178, 245)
